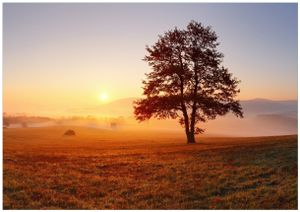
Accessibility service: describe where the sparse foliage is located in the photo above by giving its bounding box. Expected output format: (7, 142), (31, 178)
(3, 118), (10, 128)
(134, 21), (243, 143)
(21, 122), (27, 128)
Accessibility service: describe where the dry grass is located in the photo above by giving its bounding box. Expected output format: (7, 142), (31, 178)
(3, 126), (298, 209)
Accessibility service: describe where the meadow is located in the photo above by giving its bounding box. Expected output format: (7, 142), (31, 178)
(3, 127), (298, 209)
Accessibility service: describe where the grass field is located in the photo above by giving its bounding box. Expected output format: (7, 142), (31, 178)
(3, 126), (298, 209)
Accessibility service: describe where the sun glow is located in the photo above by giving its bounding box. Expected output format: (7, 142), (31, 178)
(99, 92), (109, 102)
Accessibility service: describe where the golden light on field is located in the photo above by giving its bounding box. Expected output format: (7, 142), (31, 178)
(98, 92), (109, 102)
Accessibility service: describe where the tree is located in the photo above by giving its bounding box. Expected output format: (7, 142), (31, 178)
(134, 21), (243, 144)
(3, 117), (10, 128)
(22, 122), (28, 128)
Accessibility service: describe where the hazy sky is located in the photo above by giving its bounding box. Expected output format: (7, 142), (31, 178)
(3, 3), (298, 116)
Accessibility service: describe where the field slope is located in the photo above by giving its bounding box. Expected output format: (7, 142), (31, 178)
(3, 127), (298, 209)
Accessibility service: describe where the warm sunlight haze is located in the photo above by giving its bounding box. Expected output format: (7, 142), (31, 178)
(3, 3), (297, 210)
(3, 3), (297, 116)
(98, 92), (109, 103)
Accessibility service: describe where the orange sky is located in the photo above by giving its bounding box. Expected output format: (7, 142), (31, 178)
(3, 4), (297, 116)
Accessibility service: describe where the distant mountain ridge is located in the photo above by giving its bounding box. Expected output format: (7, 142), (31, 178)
(74, 97), (297, 118)
(241, 98), (297, 116)
(78, 97), (297, 136)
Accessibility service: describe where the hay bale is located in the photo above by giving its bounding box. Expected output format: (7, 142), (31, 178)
(64, 129), (76, 136)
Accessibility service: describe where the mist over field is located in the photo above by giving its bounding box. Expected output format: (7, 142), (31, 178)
(4, 98), (297, 137)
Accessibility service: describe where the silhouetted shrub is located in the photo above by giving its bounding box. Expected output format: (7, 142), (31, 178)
(3, 118), (10, 128)
(110, 122), (117, 129)
(64, 129), (76, 136)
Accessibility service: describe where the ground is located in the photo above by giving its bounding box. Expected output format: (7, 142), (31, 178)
(3, 127), (298, 209)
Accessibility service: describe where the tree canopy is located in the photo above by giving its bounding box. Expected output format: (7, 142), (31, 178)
(134, 20), (243, 143)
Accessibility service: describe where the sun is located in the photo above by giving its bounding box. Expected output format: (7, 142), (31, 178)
(98, 92), (108, 102)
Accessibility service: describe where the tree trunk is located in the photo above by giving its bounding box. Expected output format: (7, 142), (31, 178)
(190, 114), (196, 143)
(186, 131), (196, 144)
(188, 103), (197, 144)
(187, 62), (198, 144)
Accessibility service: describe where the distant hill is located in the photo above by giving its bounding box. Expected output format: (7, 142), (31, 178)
(241, 98), (297, 116)
(205, 99), (297, 136)
(55, 97), (299, 136)
(70, 97), (297, 117)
